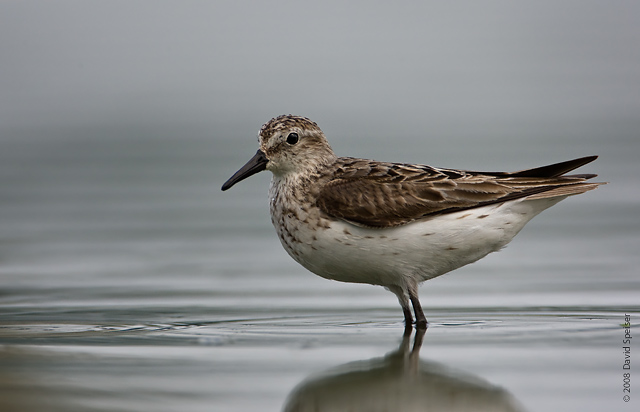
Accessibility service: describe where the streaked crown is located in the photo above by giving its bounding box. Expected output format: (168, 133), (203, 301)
(258, 115), (336, 175)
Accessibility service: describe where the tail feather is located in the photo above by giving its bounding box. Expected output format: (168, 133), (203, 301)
(508, 155), (598, 178)
(468, 155), (605, 206)
(563, 173), (598, 180)
(524, 182), (603, 200)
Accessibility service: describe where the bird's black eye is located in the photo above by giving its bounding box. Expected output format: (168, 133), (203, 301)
(286, 132), (299, 145)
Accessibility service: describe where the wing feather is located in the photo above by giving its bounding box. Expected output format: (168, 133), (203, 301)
(316, 157), (602, 228)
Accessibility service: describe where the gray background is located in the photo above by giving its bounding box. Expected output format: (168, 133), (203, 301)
(3, 1), (639, 152)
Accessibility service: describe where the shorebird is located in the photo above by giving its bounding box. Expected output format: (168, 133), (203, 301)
(222, 115), (603, 329)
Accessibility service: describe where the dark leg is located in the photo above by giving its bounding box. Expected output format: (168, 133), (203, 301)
(402, 306), (414, 336)
(389, 285), (414, 331)
(399, 298), (414, 335)
(408, 286), (428, 329)
(401, 305), (413, 326)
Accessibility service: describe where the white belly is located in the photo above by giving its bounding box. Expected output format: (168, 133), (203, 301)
(272, 196), (566, 289)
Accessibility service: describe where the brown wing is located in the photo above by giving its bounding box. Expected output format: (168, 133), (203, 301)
(316, 156), (602, 228)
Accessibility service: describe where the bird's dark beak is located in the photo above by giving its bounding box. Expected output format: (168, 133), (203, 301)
(221, 149), (268, 191)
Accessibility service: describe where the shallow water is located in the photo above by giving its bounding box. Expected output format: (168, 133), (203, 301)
(1, 123), (639, 412)
(0, 309), (632, 412)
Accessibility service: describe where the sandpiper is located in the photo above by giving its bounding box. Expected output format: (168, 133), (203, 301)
(222, 115), (603, 329)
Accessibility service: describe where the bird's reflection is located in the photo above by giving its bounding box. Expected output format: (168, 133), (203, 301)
(283, 327), (526, 412)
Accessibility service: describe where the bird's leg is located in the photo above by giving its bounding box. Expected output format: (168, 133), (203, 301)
(408, 285), (428, 329)
(402, 306), (414, 336)
(401, 304), (413, 325)
(389, 285), (414, 332)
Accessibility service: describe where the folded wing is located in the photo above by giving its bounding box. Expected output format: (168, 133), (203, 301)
(317, 156), (603, 228)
